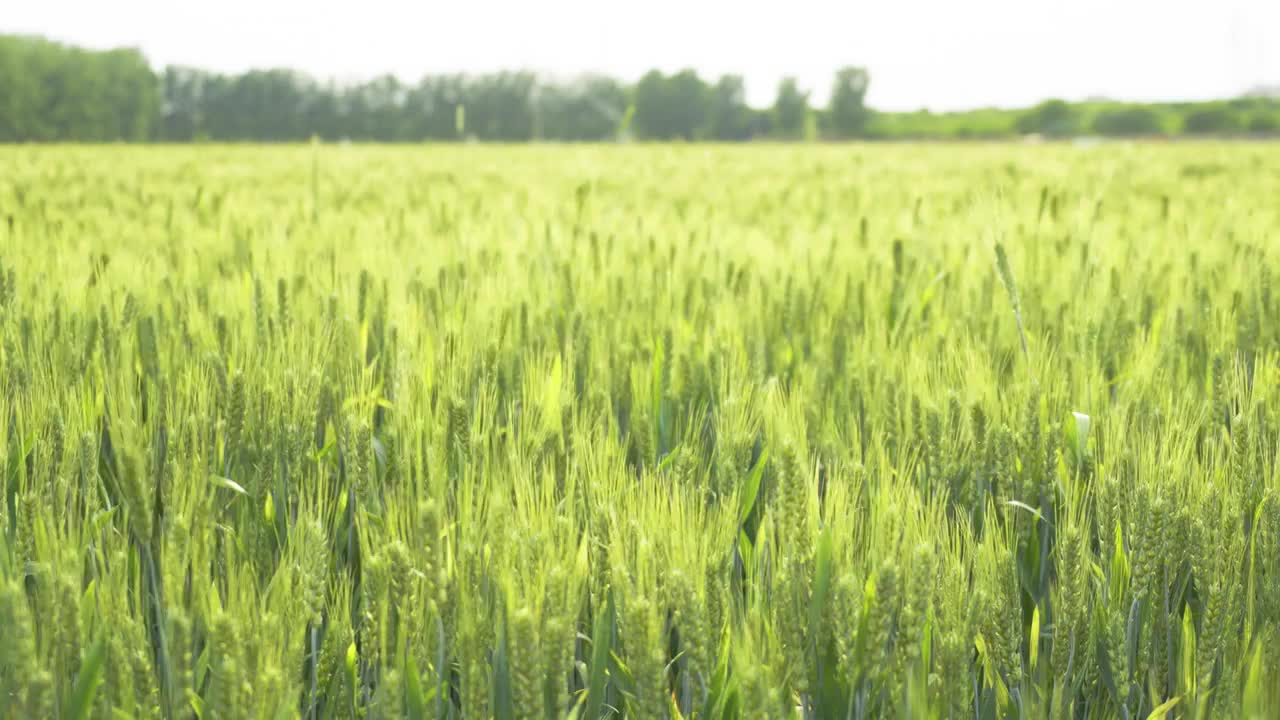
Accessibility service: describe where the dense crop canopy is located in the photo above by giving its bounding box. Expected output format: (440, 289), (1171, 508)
(0, 144), (1278, 718)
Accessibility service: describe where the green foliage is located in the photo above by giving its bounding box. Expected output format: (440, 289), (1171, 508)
(633, 69), (713, 141)
(1182, 105), (1245, 135)
(705, 76), (756, 142)
(771, 77), (810, 139)
(826, 67), (872, 139)
(1247, 111), (1280, 134)
(1017, 99), (1081, 137)
(0, 143), (1278, 720)
(1091, 106), (1167, 136)
(0, 35), (157, 141)
(6, 33), (1280, 143)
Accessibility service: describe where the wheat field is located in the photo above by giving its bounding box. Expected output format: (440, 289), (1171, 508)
(1, 143), (1278, 718)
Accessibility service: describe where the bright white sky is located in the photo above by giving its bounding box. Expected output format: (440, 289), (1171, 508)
(6, 0), (1279, 111)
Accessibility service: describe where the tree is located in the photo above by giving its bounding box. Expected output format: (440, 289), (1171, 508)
(0, 36), (47, 140)
(827, 67), (871, 138)
(302, 80), (342, 140)
(100, 49), (161, 140)
(633, 69), (710, 141)
(1182, 105), (1243, 135)
(0, 35), (157, 141)
(706, 75), (753, 141)
(404, 75), (466, 140)
(160, 66), (207, 140)
(1248, 112), (1280, 134)
(1091, 106), (1164, 136)
(218, 69), (311, 141)
(360, 75), (408, 141)
(1016, 100), (1079, 137)
(536, 75), (628, 141)
(772, 77), (809, 139)
(669, 70), (712, 140)
(633, 71), (672, 139)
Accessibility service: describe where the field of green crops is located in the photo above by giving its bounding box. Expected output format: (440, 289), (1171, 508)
(1, 143), (1279, 719)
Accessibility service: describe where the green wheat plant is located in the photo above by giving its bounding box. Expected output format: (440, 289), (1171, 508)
(0, 142), (1278, 719)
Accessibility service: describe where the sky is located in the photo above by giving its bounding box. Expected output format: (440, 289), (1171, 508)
(5, 0), (1279, 112)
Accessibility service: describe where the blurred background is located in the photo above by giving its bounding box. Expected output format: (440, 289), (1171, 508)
(2, 0), (1278, 142)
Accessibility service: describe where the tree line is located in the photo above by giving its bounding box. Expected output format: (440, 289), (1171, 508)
(0, 35), (157, 141)
(1, 35), (871, 142)
(1, 34), (1277, 143)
